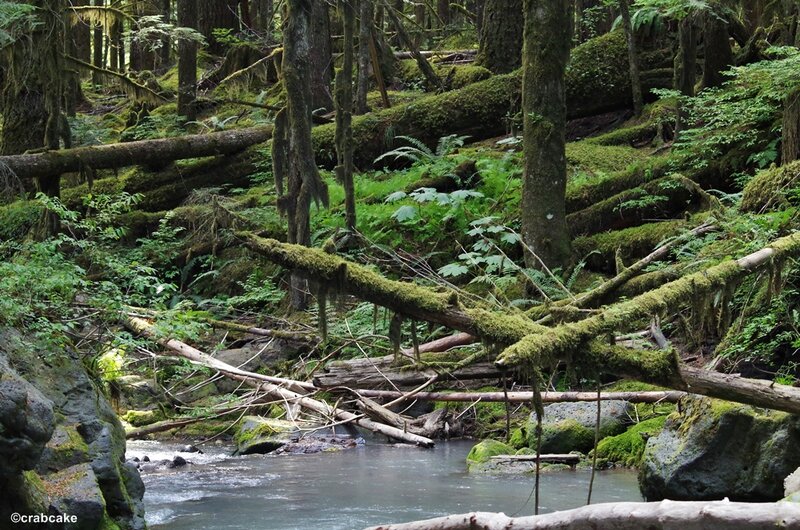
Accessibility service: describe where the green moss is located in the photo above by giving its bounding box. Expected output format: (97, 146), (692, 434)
(532, 418), (596, 453)
(509, 427), (528, 449)
(466, 439), (515, 465)
(121, 409), (164, 427)
(594, 416), (666, 466)
(99, 512), (122, 530)
(0, 200), (41, 239)
(573, 220), (688, 273)
(395, 59), (492, 90)
(586, 122), (659, 146)
(741, 161), (800, 213)
(566, 142), (646, 175)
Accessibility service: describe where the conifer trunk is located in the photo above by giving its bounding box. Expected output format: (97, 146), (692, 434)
(619, 0), (643, 116)
(701, 9), (732, 89)
(520, 0), (573, 269)
(92, 0), (103, 84)
(475, 0), (523, 74)
(310, 0), (335, 111)
(335, 0), (357, 231)
(356, 0), (373, 114)
(782, 88), (800, 163)
(674, 17), (696, 136)
(177, 0), (198, 121)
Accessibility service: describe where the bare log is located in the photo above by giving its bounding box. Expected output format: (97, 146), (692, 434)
(363, 501), (800, 530)
(124, 316), (434, 447)
(401, 332), (475, 357)
(342, 389), (687, 404)
(0, 126), (272, 180)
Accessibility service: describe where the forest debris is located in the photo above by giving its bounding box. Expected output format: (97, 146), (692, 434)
(340, 389), (686, 404)
(124, 316), (435, 447)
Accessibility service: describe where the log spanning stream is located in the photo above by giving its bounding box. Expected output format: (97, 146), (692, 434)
(127, 439), (642, 529)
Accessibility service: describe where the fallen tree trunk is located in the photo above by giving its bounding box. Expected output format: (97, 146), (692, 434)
(497, 232), (800, 369)
(345, 389), (687, 403)
(313, 31), (671, 168)
(363, 501), (800, 530)
(0, 127), (272, 180)
(124, 316), (435, 447)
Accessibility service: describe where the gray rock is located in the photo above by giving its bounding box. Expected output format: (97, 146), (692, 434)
(169, 455), (187, 468)
(116, 374), (160, 411)
(527, 400), (633, 453)
(47, 463), (106, 530)
(233, 416), (298, 455)
(639, 397), (800, 501)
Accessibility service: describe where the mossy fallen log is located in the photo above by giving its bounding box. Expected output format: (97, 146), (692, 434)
(0, 127), (272, 181)
(741, 160), (800, 213)
(313, 31), (671, 169)
(566, 174), (712, 237)
(497, 232), (800, 370)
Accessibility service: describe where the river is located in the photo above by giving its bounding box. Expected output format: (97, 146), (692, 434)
(127, 439), (643, 530)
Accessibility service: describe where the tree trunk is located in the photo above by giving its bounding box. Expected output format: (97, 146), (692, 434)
(310, 0), (335, 111)
(160, 0), (172, 68)
(783, 88), (800, 163)
(619, 0), (643, 116)
(281, 0), (331, 308)
(356, 0), (374, 114)
(674, 17), (696, 136)
(475, 0), (523, 74)
(65, 0), (90, 116)
(701, 9), (732, 89)
(177, 0), (198, 121)
(335, 0), (357, 231)
(130, 0), (159, 71)
(345, 388), (687, 403)
(742, 0), (763, 34)
(92, 0), (104, 84)
(198, 0), (240, 55)
(437, 0), (450, 25)
(0, 127), (273, 180)
(520, 0), (573, 269)
(363, 502), (800, 530)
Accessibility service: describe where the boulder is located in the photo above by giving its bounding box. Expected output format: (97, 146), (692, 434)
(527, 400), (633, 454)
(0, 368), (55, 475)
(466, 439), (514, 472)
(639, 397), (800, 501)
(233, 416), (298, 455)
(116, 374), (160, 411)
(785, 467), (800, 499)
(46, 463), (106, 530)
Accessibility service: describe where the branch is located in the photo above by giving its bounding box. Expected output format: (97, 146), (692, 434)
(341, 388), (686, 404)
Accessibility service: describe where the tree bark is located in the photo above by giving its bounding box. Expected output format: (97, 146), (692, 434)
(475, 0), (523, 74)
(619, 0), (643, 116)
(0, 127), (273, 180)
(363, 501), (800, 530)
(310, 0), (335, 111)
(675, 17), (696, 135)
(92, 0), (104, 83)
(336, 0), (357, 231)
(129, 0), (159, 71)
(520, 0), (573, 269)
(177, 0), (198, 121)
(783, 88), (800, 163)
(198, 0), (240, 55)
(702, 9), (733, 89)
(346, 388), (687, 403)
(356, 0), (374, 114)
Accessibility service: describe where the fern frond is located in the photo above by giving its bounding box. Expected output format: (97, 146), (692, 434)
(394, 135), (435, 158)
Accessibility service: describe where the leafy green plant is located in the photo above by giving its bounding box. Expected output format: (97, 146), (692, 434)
(375, 134), (470, 164)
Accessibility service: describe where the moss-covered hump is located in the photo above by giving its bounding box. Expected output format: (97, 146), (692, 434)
(594, 416), (667, 467)
(741, 160), (800, 213)
(395, 59), (492, 91)
(466, 439), (514, 465)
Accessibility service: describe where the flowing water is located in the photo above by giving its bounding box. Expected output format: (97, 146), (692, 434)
(128, 439), (643, 530)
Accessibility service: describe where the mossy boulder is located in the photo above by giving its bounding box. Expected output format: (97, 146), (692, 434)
(639, 396), (800, 501)
(44, 462), (107, 529)
(121, 409), (164, 428)
(36, 423), (90, 474)
(233, 416), (298, 456)
(395, 60), (492, 90)
(527, 400), (634, 454)
(593, 416), (666, 467)
(741, 161), (800, 213)
(466, 439), (514, 467)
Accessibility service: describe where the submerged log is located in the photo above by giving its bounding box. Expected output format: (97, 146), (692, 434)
(363, 501), (800, 530)
(0, 126), (272, 180)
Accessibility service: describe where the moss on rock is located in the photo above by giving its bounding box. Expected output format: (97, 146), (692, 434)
(741, 161), (800, 213)
(594, 416), (666, 467)
(466, 439), (515, 466)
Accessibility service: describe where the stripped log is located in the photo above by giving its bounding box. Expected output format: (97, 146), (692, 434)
(363, 501), (800, 530)
(0, 126), (272, 180)
(124, 316), (434, 447)
(341, 389), (687, 404)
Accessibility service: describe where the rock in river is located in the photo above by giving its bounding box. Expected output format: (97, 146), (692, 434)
(639, 396), (800, 501)
(527, 400), (633, 453)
